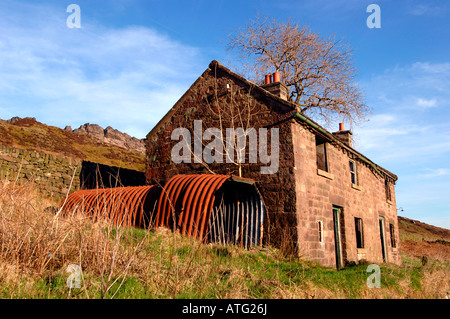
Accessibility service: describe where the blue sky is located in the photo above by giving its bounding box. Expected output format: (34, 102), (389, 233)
(0, 0), (449, 228)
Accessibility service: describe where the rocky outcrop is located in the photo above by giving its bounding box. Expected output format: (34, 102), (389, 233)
(6, 116), (39, 126)
(4, 116), (145, 154)
(71, 123), (145, 153)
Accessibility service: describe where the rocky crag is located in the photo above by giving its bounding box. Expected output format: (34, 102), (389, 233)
(1, 117), (145, 172)
(65, 123), (145, 153)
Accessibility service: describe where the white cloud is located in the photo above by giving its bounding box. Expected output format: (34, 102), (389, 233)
(420, 168), (450, 178)
(356, 61), (450, 158)
(354, 61), (450, 229)
(0, 1), (206, 138)
(407, 3), (449, 16)
(416, 98), (437, 108)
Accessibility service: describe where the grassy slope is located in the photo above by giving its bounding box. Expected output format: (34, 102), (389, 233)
(0, 118), (145, 171)
(0, 180), (448, 299)
(398, 216), (450, 264)
(398, 216), (450, 242)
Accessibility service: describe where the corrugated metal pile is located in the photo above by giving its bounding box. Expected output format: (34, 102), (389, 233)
(59, 174), (265, 248)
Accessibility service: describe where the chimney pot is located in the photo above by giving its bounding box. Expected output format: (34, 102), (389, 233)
(261, 71), (288, 101)
(333, 123), (352, 147)
(273, 71), (280, 83)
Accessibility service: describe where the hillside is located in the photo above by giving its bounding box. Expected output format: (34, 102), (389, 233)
(0, 117), (145, 172)
(398, 216), (450, 241)
(398, 216), (450, 263)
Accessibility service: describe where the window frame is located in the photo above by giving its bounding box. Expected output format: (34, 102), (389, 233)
(354, 217), (364, 249)
(390, 223), (397, 248)
(315, 136), (329, 172)
(385, 179), (392, 202)
(349, 159), (358, 185)
(318, 220), (324, 243)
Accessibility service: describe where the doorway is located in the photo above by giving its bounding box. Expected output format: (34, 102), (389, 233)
(379, 216), (387, 262)
(333, 206), (343, 269)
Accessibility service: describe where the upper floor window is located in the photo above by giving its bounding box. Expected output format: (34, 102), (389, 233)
(385, 179), (392, 201)
(349, 159), (357, 185)
(316, 136), (328, 172)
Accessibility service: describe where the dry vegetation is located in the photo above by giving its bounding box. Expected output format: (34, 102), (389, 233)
(0, 118), (145, 171)
(0, 179), (448, 299)
(398, 216), (450, 264)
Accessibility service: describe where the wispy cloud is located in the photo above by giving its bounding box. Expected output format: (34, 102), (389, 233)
(416, 97), (437, 108)
(420, 168), (450, 178)
(407, 3), (449, 16)
(354, 61), (450, 228)
(0, 1), (206, 138)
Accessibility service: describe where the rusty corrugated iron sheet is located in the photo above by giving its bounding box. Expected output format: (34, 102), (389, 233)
(156, 174), (231, 240)
(155, 174), (265, 247)
(59, 185), (161, 228)
(58, 174), (265, 247)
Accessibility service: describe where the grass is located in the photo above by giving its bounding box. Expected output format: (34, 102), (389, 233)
(0, 179), (449, 299)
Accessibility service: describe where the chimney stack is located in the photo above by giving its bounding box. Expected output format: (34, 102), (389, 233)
(332, 123), (352, 147)
(261, 71), (288, 101)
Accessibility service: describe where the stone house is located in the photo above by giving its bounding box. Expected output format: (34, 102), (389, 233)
(145, 60), (401, 268)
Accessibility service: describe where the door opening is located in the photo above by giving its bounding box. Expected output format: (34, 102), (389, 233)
(333, 206), (343, 269)
(379, 216), (387, 262)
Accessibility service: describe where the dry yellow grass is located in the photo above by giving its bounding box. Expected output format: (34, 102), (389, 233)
(0, 179), (449, 299)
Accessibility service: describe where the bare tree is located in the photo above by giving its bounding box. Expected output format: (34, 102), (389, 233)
(227, 15), (370, 127)
(202, 76), (262, 178)
(174, 75), (265, 178)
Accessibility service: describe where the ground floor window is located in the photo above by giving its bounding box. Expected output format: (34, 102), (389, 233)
(318, 220), (323, 243)
(354, 217), (364, 248)
(390, 223), (397, 248)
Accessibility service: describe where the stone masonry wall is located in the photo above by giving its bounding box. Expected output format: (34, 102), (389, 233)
(0, 144), (146, 202)
(0, 144), (81, 201)
(291, 123), (401, 267)
(145, 65), (299, 251)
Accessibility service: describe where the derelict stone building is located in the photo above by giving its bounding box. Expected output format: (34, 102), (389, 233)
(145, 60), (401, 268)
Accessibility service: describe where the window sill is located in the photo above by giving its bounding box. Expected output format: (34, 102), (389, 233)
(317, 169), (334, 180)
(387, 199), (393, 206)
(352, 183), (362, 191)
(392, 247), (398, 252)
(357, 248), (367, 254)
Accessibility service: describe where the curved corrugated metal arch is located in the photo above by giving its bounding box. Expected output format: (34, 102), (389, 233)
(155, 174), (265, 247)
(58, 174), (266, 247)
(59, 185), (161, 228)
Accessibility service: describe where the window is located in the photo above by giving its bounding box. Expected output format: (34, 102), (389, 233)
(349, 159), (357, 185)
(318, 220), (324, 243)
(385, 179), (392, 201)
(390, 224), (397, 248)
(316, 136), (328, 172)
(354, 217), (364, 248)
